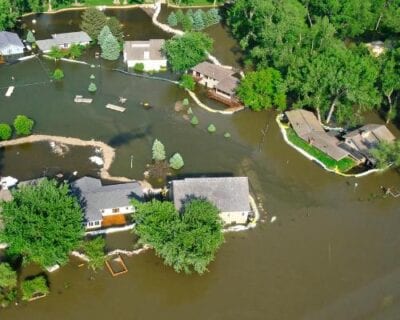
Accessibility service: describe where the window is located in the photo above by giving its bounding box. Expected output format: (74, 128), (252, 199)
(112, 208), (119, 213)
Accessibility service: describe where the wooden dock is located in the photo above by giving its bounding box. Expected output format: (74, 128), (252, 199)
(74, 95), (93, 104)
(5, 86), (14, 97)
(106, 104), (126, 112)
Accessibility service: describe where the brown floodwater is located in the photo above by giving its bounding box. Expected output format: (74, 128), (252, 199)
(1, 6), (400, 320)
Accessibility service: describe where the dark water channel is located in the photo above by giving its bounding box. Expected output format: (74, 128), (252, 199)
(0, 7), (400, 320)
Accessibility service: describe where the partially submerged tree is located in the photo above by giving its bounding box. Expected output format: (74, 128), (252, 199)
(179, 74), (195, 90)
(0, 263), (17, 308)
(0, 179), (84, 267)
(0, 0), (18, 30)
(100, 33), (120, 61)
(21, 276), (49, 301)
(26, 30), (36, 43)
(88, 82), (97, 92)
(169, 153), (184, 170)
(152, 139), (166, 161)
(80, 7), (107, 40)
(68, 44), (83, 59)
(52, 68), (64, 80)
(106, 17), (124, 43)
(167, 11), (178, 27)
(0, 123), (12, 140)
(98, 25), (112, 47)
(83, 237), (106, 271)
(371, 140), (400, 169)
(13, 115), (34, 136)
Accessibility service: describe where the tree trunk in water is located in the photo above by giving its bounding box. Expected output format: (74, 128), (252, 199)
(386, 94), (392, 124)
(375, 13), (383, 31)
(326, 98), (337, 124)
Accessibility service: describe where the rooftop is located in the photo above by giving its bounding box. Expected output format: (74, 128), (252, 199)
(123, 39), (165, 61)
(71, 177), (144, 223)
(36, 39), (57, 52)
(192, 61), (235, 82)
(0, 31), (24, 50)
(51, 31), (91, 45)
(171, 177), (250, 213)
(216, 76), (240, 95)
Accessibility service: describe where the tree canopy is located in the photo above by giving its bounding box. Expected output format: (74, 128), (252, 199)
(80, 8), (108, 40)
(0, 0), (18, 30)
(371, 140), (400, 169)
(0, 179), (84, 267)
(163, 32), (213, 72)
(133, 199), (224, 274)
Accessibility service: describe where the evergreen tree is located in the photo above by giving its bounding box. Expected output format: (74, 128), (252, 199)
(88, 82), (97, 92)
(100, 33), (120, 61)
(98, 25), (112, 47)
(106, 17), (124, 43)
(26, 30), (35, 43)
(167, 12), (178, 27)
(169, 153), (184, 170)
(80, 8), (107, 41)
(193, 10), (205, 31)
(206, 8), (221, 25)
(152, 139), (166, 161)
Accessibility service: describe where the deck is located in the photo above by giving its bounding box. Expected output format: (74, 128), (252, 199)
(74, 95), (93, 104)
(207, 90), (244, 109)
(106, 104), (126, 112)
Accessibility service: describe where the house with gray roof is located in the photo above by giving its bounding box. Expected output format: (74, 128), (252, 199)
(343, 124), (396, 165)
(123, 39), (166, 71)
(71, 177), (144, 230)
(36, 31), (91, 53)
(0, 31), (24, 59)
(170, 177), (251, 225)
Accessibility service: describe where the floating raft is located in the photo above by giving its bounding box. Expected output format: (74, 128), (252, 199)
(106, 103), (126, 112)
(74, 95), (93, 104)
(106, 254), (128, 277)
(5, 86), (14, 97)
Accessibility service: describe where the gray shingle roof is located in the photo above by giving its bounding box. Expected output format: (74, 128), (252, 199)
(36, 39), (57, 52)
(216, 76), (239, 95)
(0, 31), (24, 51)
(71, 177), (144, 223)
(192, 61), (235, 82)
(171, 177), (250, 213)
(51, 31), (91, 45)
(123, 39), (165, 61)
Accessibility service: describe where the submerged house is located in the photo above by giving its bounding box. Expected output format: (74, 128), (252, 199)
(36, 31), (91, 53)
(342, 124), (396, 165)
(123, 39), (167, 71)
(170, 177), (251, 225)
(71, 177), (144, 230)
(191, 61), (241, 107)
(0, 31), (24, 60)
(285, 109), (351, 162)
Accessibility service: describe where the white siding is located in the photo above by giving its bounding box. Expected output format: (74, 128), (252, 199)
(126, 59), (167, 71)
(192, 71), (219, 88)
(101, 205), (134, 216)
(0, 44), (24, 56)
(86, 220), (102, 230)
(219, 211), (249, 225)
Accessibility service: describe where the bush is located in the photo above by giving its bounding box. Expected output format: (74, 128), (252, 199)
(88, 82), (97, 92)
(0, 263), (17, 308)
(167, 12), (178, 27)
(90, 74), (96, 79)
(182, 98), (189, 106)
(193, 9), (205, 31)
(68, 44), (83, 59)
(13, 115), (34, 136)
(208, 124), (216, 133)
(190, 115), (199, 125)
(26, 30), (35, 43)
(0, 124), (12, 140)
(48, 46), (65, 60)
(179, 74), (195, 90)
(224, 132), (231, 138)
(134, 63), (145, 72)
(187, 107), (193, 114)
(53, 68), (64, 80)
(21, 276), (49, 301)
(152, 139), (166, 161)
(169, 153), (184, 170)
(83, 237), (106, 271)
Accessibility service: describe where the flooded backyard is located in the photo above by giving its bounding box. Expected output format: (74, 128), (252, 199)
(1, 6), (400, 320)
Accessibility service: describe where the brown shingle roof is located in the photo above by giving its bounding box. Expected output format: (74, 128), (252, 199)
(192, 62), (235, 82)
(123, 39), (165, 61)
(216, 76), (239, 95)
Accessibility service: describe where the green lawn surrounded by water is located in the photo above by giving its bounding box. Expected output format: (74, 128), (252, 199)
(286, 127), (356, 173)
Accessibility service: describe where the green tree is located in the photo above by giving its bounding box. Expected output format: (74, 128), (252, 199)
(133, 198), (224, 274)
(80, 7), (107, 40)
(21, 276), (49, 301)
(100, 33), (120, 61)
(167, 12), (178, 27)
(179, 74), (195, 90)
(26, 30), (35, 43)
(372, 0), (400, 33)
(163, 32), (213, 72)
(13, 115), (34, 136)
(68, 44), (83, 59)
(0, 0), (18, 30)
(190, 115), (199, 125)
(98, 25), (112, 47)
(237, 68), (287, 111)
(0, 123), (12, 140)
(52, 68), (64, 80)
(152, 139), (166, 161)
(207, 124), (216, 133)
(88, 82), (97, 92)
(169, 153), (184, 170)
(206, 8), (221, 26)
(193, 9), (205, 31)
(48, 46), (66, 60)
(0, 179), (84, 267)
(106, 17), (124, 43)
(0, 263), (17, 307)
(371, 140), (400, 168)
(83, 237), (106, 271)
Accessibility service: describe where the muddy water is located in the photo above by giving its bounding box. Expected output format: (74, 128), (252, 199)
(1, 7), (400, 320)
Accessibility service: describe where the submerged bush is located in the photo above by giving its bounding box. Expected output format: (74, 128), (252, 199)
(224, 132), (231, 138)
(21, 276), (49, 301)
(13, 115), (34, 136)
(134, 63), (144, 72)
(90, 74), (96, 80)
(83, 237), (106, 271)
(182, 98), (189, 106)
(169, 153), (184, 170)
(88, 82), (97, 92)
(152, 139), (166, 161)
(52, 68), (64, 80)
(208, 124), (216, 133)
(0, 124), (12, 140)
(190, 115), (199, 125)
(179, 74), (195, 91)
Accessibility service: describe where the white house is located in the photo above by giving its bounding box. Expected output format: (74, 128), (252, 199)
(170, 177), (252, 225)
(36, 31), (91, 53)
(70, 177), (144, 230)
(123, 39), (167, 71)
(0, 31), (24, 59)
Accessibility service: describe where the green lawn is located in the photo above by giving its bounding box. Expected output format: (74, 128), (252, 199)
(286, 127), (356, 173)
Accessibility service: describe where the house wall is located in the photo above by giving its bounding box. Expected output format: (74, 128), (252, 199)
(86, 220), (102, 230)
(126, 59), (167, 71)
(215, 89), (232, 100)
(220, 211), (249, 225)
(58, 41), (90, 49)
(0, 44), (24, 56)
(192, 71), (219, 88)
(102, 205), (134, 216)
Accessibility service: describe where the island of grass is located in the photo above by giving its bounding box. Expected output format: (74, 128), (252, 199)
(285, 127), (356, 173)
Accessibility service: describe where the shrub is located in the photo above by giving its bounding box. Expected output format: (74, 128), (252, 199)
(90, 74), (96, 79)
(53, 68), (64, 80)
(152, 139), (166, 161)
(13, 115), (34, 136)
(91, 64), (95, 68)
(193, 9), (205, 31)
(179, 74), (195, 90)
(224, 132), (231, 138)
(88, 82), (97, 92)
(0, 124), (12, 140)
(190, 115), (199, 125)
(134, 63), (145, 72)
(206, 8), (221, 25)
(208, 124), (216, 133)
(182, 98), (189, 106)
(68, 44), (83, 59)
(187, 107), (193, 114)
(169, 153), (184, 170)
(26, 30), (35, 43)
(167, 12), (178, 27)
(83, 237), (106, 271)
(21, 276), (49, 301)
(48, 46), (65, 60)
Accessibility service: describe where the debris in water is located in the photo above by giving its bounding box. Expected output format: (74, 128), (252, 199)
(270, 216), (277, 223)
(73, 171), (78, 176)
(0, 176), (18, 188)
(89, 156), (104, 166)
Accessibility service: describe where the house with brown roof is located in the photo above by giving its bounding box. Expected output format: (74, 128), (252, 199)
(343, 124), (396, 164)
(123, 39), (166, 71)
(285, 109), (351, 162)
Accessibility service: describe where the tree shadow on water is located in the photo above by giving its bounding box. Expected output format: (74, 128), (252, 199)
(107, 125), (151, 147)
